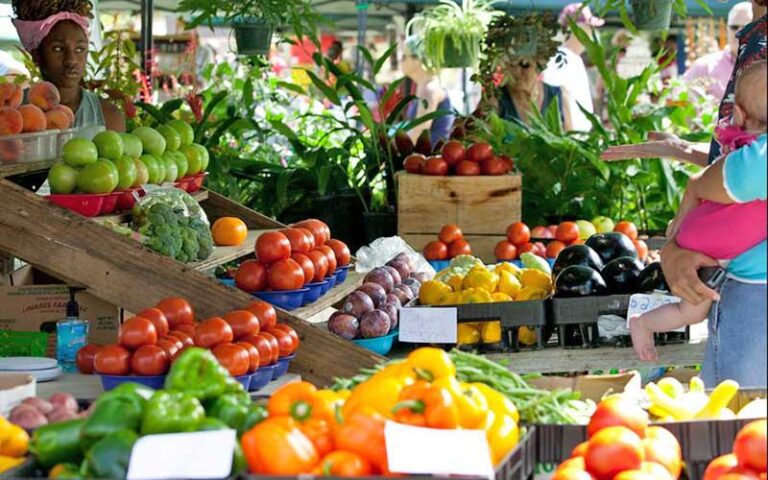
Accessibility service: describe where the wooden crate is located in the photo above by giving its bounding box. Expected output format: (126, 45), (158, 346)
(397, 172), (522, 262)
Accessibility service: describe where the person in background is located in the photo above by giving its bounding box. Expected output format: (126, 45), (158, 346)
(328, 41), (352, 75)
(652, 34), (680, 82)
(11, 0), (124, 131)
(402, 37), (454, 144)
(683, 2), (754, 100)
(542, 3), (604, 132)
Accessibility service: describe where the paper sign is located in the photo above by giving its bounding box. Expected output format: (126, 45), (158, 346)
(385, 421), (494, 478)
(627, 293), (686, 332)
(399, 307), (457, 343)
(127, 430), (236, 480)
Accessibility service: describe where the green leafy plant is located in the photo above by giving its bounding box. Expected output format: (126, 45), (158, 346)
(406, 0), (501, 70)
(595, 0), (711, 33)
(84, 30), (142, 117)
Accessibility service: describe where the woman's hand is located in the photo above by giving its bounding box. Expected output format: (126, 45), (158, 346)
(601, 132), (710, 166)
(661, 241), (721, 304)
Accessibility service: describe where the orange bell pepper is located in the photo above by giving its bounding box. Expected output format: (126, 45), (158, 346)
(392, 381), (460, 429)
(312, 450), (373, 477)
(241, 416), (319, 475)
(299, 418), (335, 457)
(342, 376), (405, 419)
(334, 409), (388, 474)
(268, 381), (330, 422)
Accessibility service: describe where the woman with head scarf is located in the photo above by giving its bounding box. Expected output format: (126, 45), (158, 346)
(11, 0), (125, 131)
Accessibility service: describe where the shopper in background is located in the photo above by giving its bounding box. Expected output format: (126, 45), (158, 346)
(542, 3), (604, 132)
(402, 37), (454, 144)
(11, 0), (124, 131)
(683, 2), (754, 100)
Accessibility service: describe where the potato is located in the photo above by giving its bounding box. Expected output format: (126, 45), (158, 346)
(49, 392), (79, 413)
(47, 405), (78, 424)
(9, 404), (48, 430)
(22, 396), (53, 414)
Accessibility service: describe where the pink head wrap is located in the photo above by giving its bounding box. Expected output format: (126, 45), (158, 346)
(12, 12), (90, 53)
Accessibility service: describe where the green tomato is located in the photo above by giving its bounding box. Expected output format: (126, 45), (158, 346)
(180, 145), (203, 175)
(161, 153), (179, 183)
(93, 131), (124, 161)
(115, 156), (138, 190)
(132, 127), (167, 157)
(120, 133), (143, 157)
(166, 119), (195, 146)
(48, 162), (79, 194)
(133, 157), (149, 187)
(170, 151), (189, 178)
(77, 161), (119, 194)
(62, 138), (98, 167)
(140, 154), (161, 185)
(157, 125), (182, 152)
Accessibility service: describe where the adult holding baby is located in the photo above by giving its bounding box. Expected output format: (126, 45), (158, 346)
(11, 0), (124, 131)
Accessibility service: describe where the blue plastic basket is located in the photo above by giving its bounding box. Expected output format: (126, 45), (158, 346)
(325, 274), (338, 289)
(235, 374), (252, 390)
(352, 330), (398, 356)
(303, 281), (327, 305)
(253, 288), (309, 311)
(272, 354), (296, 380)
(249, 368), (273, 391)
(100, 374), (166, 391)
(335, 265), (351, 284)
(428, 260), (451, 272)
(217, 278), (236, 288)
(498, 259), (556, 269)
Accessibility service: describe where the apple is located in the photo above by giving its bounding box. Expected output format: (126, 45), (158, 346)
(576, 220), (597, 240)
(77, 160), (118, 194)
(62, 138), (98, 167)
(592, 216), (615, 234)
(48, 162), (79, 194)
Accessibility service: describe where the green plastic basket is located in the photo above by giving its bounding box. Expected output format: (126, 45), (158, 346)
(233, 20), (274, 56)
(630, 0), (674, 30)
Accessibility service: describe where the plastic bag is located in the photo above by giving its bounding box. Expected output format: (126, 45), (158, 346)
(354, 236), (435, 277)
(132, 186), (209, 227)
(597, 314), (630, 340)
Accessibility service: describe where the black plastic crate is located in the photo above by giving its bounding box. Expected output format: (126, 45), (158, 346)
(551, 296), (630, 348)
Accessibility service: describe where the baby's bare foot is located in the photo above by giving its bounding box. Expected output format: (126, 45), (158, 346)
(630, 315), (659, 362)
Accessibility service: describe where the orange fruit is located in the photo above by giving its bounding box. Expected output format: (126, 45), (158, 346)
(212, 217), (248, 246)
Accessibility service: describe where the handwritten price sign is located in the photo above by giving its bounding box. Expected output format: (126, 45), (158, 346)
(399, 308), (458, 344)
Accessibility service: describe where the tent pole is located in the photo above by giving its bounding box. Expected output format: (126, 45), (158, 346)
(141, 0), (154, 95)
(356, 0), (370, 75)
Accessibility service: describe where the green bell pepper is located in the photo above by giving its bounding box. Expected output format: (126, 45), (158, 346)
(141, 391), (205, 435)
(108, 382), (155, 403)
(49, 463), (84, 480)
(196, 418), (246, 476)
(164, 347), (232, 401)
(84, 429), (138, 479)
(242, 404), (268, 433)
(206, 394), (250, 433)
(80, 392), (143, 448)
(30, 419), (86, 469)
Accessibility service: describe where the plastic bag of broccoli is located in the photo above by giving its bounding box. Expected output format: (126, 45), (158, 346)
(130, 187), (214, 263)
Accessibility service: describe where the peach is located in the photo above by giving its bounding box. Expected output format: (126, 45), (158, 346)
(29, 81), (60, 111)
(0, 82), (23, 108)
(54, 104), (75, 126)
(45, 109), (71, 130)
(0, 107), (23, 135)
(0, 138), (21, 163)
(19, 104), (47, 133)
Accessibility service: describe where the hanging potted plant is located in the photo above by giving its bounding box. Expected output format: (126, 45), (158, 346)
(603, 0), (710, 31)
(178, 0), (318, 56)
(406, 0), (501, 69)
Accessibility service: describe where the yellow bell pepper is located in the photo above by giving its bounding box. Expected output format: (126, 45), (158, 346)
(518, 326), (537, 346)
(437, 292), (462, 306)
(495, 262), (520, 276)
(462, 288), (494, 304)
(482, 411), (520, 466)
(419, 281), (452, 306)
(431, 377), (488, 429)
(462, 268), (499, 293)
(473, 383), (519, 423)
(497, 270), (522, 299)
(343, 376), (407, 419)
(0, 421), (28, 458)
(457, 324), (481, 346)
(0, 456), (23, 475)
(446, 275), (464, 292)
(695, 380), (739, 419)
(516, 286), (549, 301)
(481, 321), (502, 344)
(519, 269), (553, 293)
(491, 292), (513, 303)
(406, 348), (456, 381)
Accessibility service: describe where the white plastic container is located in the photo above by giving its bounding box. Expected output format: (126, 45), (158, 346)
(0, 130), (59, 164)
(56, 125), (105, 157)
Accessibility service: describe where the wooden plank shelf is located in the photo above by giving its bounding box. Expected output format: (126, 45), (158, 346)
(192, 229), (266, 271)
(291, 270), (364, 321)
(92, 190), (210, 226)
(0, 160), (55, 178)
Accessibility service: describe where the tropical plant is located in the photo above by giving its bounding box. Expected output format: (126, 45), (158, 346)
(84, 30), (142, 118)
(406, 0), (501, 70)
(177, 0), (319, 41)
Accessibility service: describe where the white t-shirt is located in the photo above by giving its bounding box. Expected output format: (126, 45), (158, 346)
(543, 46), (595, 132)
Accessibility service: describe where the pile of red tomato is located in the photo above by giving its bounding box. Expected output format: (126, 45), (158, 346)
(76, 298), (299, 378)
(703, 419), (766, 480)
(404, 141), (514, 176)
(422, 224), (473, 261)
(553, 396), (682, 480)
(234, 218), (351, 293)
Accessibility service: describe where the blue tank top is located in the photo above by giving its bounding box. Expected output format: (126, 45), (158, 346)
(497, 83), (564, 124)
(75, 88), (105, 128)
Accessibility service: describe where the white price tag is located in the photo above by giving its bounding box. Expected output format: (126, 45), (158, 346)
(385, 421), (494, 478)
(398, 307), (457, 343)
(627, 293), (686, 332)
(127, 430), (236, 480)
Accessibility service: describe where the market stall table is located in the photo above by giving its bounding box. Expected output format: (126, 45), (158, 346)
(36, 372), (301, 402)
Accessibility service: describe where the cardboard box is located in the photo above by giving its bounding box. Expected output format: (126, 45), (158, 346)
(0, 373), (35, 417)
(527, 371), (641, 403)
(0, 266), (122, 354)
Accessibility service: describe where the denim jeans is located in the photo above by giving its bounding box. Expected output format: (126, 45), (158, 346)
(701, 278), (767, 388)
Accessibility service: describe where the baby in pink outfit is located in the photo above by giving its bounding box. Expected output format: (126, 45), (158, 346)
(630, 61), (768, 362)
